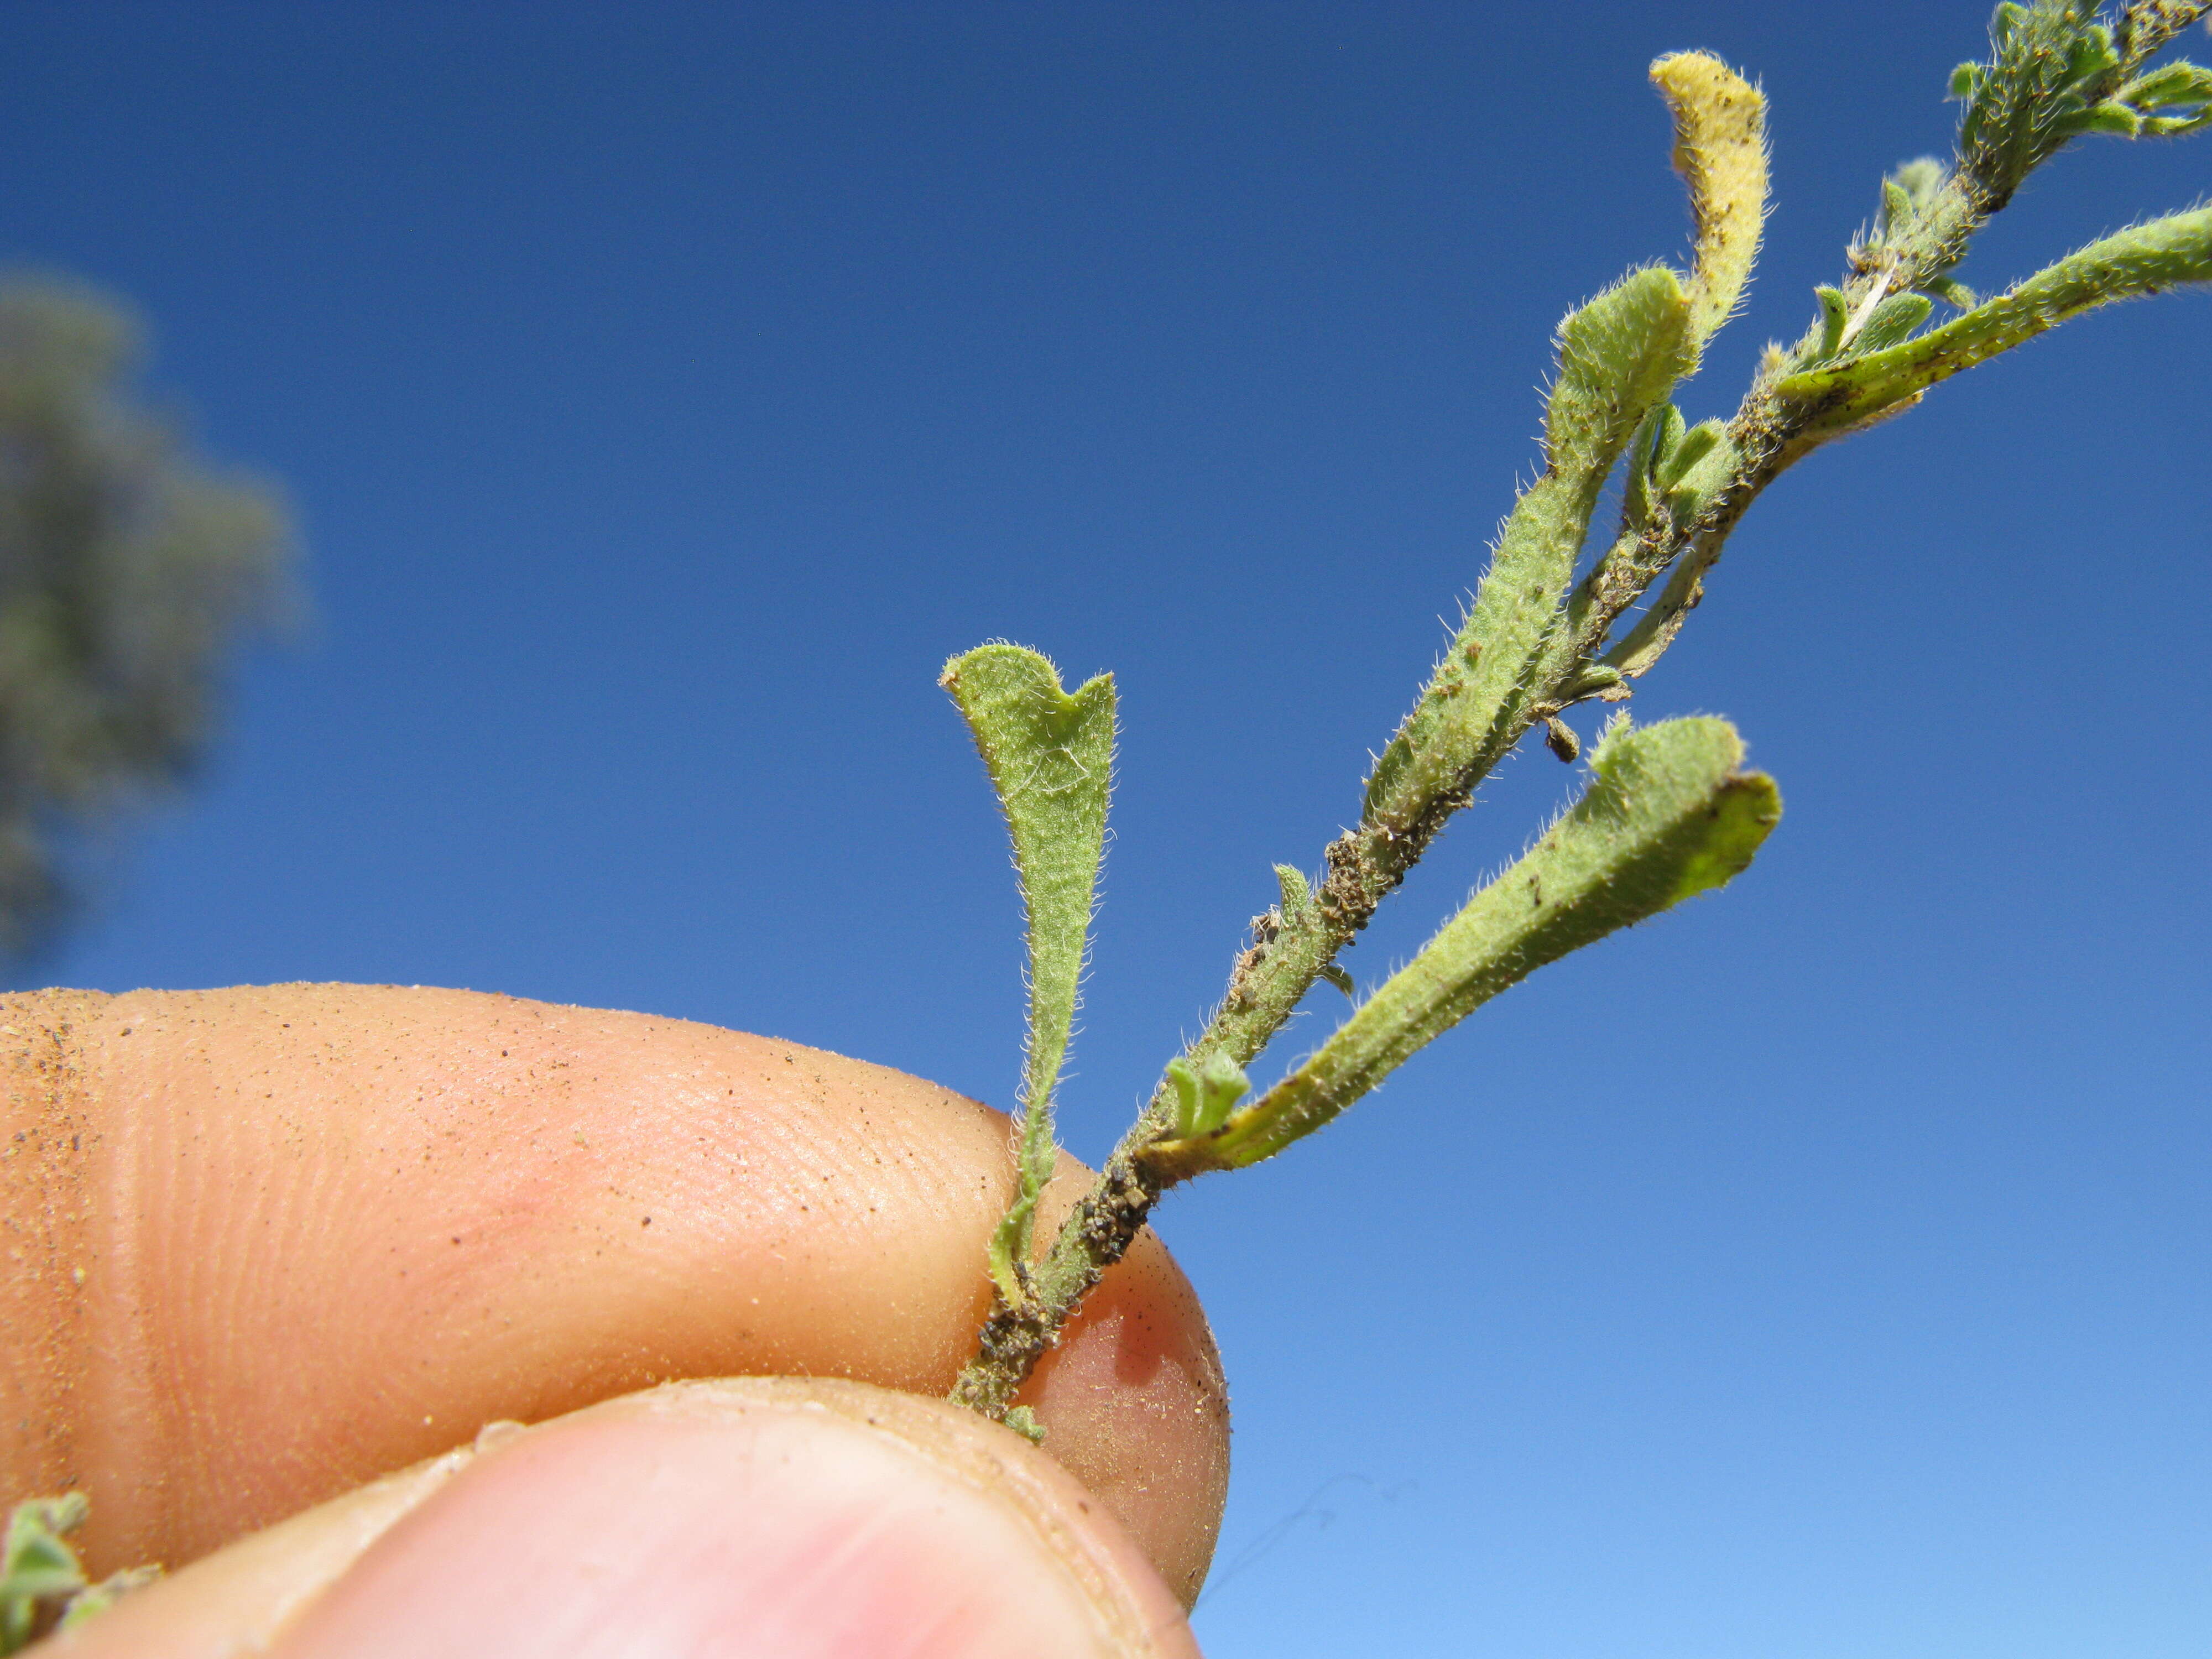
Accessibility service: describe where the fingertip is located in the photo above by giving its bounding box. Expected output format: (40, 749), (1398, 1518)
(16, 985), (1229, 1599)
(1022, 1209), (1230, 1609)
(61, 1380), (1201, 1659)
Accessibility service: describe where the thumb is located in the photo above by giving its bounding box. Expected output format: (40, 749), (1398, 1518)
(55, 1378), (1201, 1658)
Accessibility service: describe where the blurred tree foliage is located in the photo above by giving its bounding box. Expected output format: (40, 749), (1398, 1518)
(0, 280), (293, 957)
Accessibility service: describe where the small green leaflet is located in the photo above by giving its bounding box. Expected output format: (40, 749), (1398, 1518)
(1166, 1052), (1252, 1138)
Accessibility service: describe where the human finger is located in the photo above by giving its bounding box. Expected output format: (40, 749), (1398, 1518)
(55, 1377), (1201, 1658)
(1, 984), (1228, 1603)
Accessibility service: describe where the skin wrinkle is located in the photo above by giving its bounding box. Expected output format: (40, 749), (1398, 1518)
(1, 984), (1229, 1606)
(2, 998), (100, 1498)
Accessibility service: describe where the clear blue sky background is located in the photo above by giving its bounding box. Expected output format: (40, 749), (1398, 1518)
(6, 3), (2209, 1653)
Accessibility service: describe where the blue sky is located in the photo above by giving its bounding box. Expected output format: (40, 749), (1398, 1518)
(6, 3), (2210, 1653)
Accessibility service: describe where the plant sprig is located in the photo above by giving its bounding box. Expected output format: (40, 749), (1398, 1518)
(1141, 718), (1779, 1183)
(2, 1494), (159, 1653)
(944, 0), (2211, 1426)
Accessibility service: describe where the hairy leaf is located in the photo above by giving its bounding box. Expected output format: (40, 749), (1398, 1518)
(1851, 291), (1936, 353)
(1146, 717), (1780, 1180)
(1363, 268), (1693, 827)
(1776, 203), (2212, 431)
(1652, 51), (1770, 349)
(1166, 1052), (1253, 1138)
(941, 644), (1114, 1302)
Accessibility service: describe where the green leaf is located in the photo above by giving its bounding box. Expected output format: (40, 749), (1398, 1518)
(1273, 862), (1359, 998)
(1890, 158), (1949, 205)
(2117, 59), (2212, 108)
(1653, 418), (1723, 492)
(1851, 291), (1934, 353)
(1662, 426), (1739, 528)
(1562, 661), (1626, 701)
(2067, 23), (2120, 84)
(1813, 285), (1850, 359)
(1363, 267), (1693, 828)
(1619, 401), (1681, 527)
(1647, 401), (1689, 467)
(941, 644), (1115, 1303)
(1543, 269), (1698, 486)
(2142, 107), (2212, 134)
(1650, 52), (1769, 348)
(1145, 717), (1781, 1180)
(4, 1494), (90, 1655)
(1872, 158), (1947, 248)
(1881, 177), (1916, 236)
(1775, 204), (2212, 434)
(1166, 1052), (1252, 1137)
(2080, 98), (2145, 133)
(2118, 58), (2212, 134)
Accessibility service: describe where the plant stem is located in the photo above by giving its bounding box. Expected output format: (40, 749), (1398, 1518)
(950, 0), (2212, 1420)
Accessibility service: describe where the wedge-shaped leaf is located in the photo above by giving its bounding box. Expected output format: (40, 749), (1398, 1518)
(1147, 717), (1779, 1181)
(1662, 427), (1739, 529)
(1653, 418), (1724, 492)
(941, 644), (1114, 1302)
(1364, 268), (1693, 827)
(1921, 277), (1978, 310)
(1775, 204), (2212, 433)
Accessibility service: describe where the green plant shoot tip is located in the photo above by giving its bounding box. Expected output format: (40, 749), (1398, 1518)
(1167, 1052), (1251, 1138)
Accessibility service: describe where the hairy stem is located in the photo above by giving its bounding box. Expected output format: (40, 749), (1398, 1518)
(950, 1), (2212, 1420)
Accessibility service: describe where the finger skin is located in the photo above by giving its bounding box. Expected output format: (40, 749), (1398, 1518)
(1, 985), (1229, 1603)
(58, 1380), (1202, 1659)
